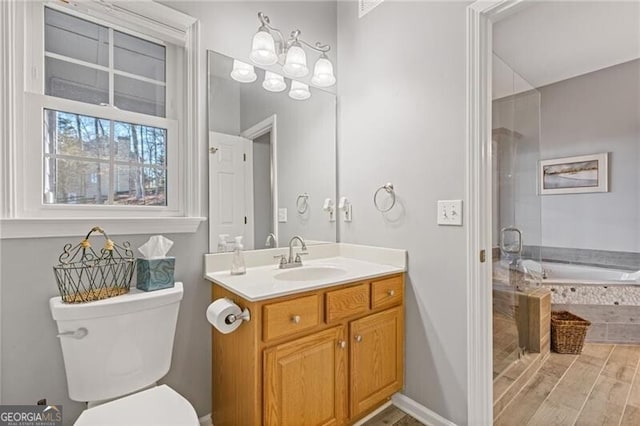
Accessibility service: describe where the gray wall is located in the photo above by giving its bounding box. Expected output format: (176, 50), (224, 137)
(165, 1), (337, 93)
(239, 77), (337, 245)
(538, 59), (640, 252)
(209, 74), (241, 135)
(492, 89), (542, 251)
(0, 231), (210, 425)
(337, 1), (470, 423)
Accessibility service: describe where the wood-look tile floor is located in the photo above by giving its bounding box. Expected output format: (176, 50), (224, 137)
(494, 343), (640, 425)
(362, 405), (425, 426)
(494, 310), (520, 379)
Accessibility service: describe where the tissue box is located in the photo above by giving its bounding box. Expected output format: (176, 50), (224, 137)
(136, 257), (175, 291)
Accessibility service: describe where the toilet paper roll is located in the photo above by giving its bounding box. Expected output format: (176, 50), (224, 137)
(206, 298), (243, 334)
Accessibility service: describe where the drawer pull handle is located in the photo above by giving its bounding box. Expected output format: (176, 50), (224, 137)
(354, 335), (363, 343)
(387, 290), (395, 296)
(338, 340), (347, 349)
(291, 315), (301, 324)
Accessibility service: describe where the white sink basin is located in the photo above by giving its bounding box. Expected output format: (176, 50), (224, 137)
(274, 265), (348, 282)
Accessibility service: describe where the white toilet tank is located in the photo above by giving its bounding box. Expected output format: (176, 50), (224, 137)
(50, 283), (183, 402)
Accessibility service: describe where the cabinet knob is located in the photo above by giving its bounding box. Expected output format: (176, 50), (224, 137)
(291, 315), (301, 324)
(387, 289), (395, 296)
(354, 335), (363, 343)
(338, 340), (347, 349)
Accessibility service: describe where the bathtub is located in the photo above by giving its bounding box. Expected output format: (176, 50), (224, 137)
(517, 260), (640, 306)
(500, 258), (640, 343)
(536, 262), (640, 284)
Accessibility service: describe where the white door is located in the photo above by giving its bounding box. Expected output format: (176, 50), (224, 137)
(209, 131), (254, 252)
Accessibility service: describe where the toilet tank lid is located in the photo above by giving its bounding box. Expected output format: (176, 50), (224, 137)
(50, 282), (183, 321)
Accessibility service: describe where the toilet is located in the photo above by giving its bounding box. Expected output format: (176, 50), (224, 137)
(50, 282), (199, 426)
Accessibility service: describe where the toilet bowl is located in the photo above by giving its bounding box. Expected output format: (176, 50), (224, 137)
(50, 282), (198, 425)
(74, 384), (198, 426)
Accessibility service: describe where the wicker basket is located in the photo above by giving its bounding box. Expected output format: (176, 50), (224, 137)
(53, 227), (135, 303)
(551, 311), (591, 354)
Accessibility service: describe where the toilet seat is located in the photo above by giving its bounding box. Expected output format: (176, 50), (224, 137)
(74, 385), (199, 426)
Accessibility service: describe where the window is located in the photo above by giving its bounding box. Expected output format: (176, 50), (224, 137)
(0, 1), (203, 238)
(44, 110), (167, 206)
(43, 7), (169, 207)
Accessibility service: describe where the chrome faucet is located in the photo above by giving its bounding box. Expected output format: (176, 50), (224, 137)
(274, 236), (308, 269)
(265, 233), (278, 248)
(288, 235), (307, 264)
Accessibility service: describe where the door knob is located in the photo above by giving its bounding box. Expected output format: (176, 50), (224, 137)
(387, 290), (395, 296)
(354, 335), (362, 343)
(338, 340), (346, 349)
(291, 315), (301, 324)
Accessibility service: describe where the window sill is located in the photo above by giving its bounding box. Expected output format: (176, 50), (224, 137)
(0, 216), (206, 239)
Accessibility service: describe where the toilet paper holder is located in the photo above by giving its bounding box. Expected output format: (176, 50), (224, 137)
(224, 307), (251, 325)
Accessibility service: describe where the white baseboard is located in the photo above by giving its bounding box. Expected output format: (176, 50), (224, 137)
(199, 413), (213, 426)
(202, 395), (455, 426)
(352, 400), (394, 426)
(392, 393), (457, 426)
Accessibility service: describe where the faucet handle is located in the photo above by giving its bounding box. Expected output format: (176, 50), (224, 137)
(273, 254), (287, 267)
(294, 252), (308, 263)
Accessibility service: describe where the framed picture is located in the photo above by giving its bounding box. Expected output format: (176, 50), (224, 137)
(539, 153), (609, 195)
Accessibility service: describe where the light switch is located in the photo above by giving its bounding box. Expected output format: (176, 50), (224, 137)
(437, 200), (463, 226)
(278, 208), (288, 223)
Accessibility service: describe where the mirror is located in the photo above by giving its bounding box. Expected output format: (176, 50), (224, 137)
(207, 50), (337, 252)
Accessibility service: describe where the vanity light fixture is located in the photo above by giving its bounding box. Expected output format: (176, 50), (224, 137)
(230, 59), (257, 83)
(262, 71), (287, 92)
(249, 12), (336, 87)
(288, 80), (311, 100)
(311, 53), (336, 87)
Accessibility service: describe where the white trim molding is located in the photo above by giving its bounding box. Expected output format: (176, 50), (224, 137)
(352, 401), (393, 426)
(392, 393), (457, 426)
(466, 1), (526, 425)
(198, 413), (213, 426)
(241, 114), (279, 250)
(0, 217), (205, 239)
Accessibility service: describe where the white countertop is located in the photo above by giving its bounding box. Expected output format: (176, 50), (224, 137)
(204, 243), (407, 302)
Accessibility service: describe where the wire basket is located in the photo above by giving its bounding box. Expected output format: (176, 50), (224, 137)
(551, 311), (591, 354)
(53, 227), (135, 303)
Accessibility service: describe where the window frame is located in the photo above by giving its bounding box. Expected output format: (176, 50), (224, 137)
(1, 0), (204, 238)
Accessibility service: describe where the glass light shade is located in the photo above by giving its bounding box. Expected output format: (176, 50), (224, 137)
(311, 56), (336, 87)
(230, 60), (257, 83)
(249, 29), (278, 66)
(262, 71), (286, 92)
(288, 80), (311, 100)
(282, 45), (309, 78)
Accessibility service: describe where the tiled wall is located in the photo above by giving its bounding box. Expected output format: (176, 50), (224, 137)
(523, 245), (640, 271)
(544, 284), (640, 306)
(553, 303), (640, 344)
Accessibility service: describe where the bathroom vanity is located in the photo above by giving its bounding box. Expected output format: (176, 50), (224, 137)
(205, 244), (407, 426)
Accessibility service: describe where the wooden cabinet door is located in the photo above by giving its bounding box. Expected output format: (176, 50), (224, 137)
(350, 306), (404, 418)
(264, 326), (347, 426)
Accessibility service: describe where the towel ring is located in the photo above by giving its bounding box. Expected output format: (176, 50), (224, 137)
(296, 193), (309, 214)
(373, 183), (396, 212)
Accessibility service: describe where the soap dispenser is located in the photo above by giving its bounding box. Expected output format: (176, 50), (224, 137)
(230, 236), (246, 275)
(217, 234), (229, 253)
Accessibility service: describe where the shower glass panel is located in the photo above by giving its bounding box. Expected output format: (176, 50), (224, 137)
(492, 54), (542, 379)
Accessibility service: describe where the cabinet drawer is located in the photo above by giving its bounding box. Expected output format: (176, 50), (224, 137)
(325, 283), (370, 323)
(371, 275), (403, 309)
(263, 295), (321, 342)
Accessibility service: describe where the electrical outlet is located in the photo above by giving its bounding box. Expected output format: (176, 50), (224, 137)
(278, 208), (287, 223)
(437, 200), (463, 226)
